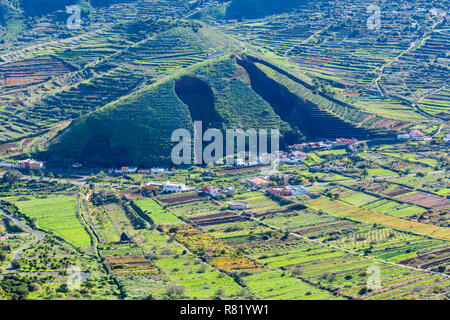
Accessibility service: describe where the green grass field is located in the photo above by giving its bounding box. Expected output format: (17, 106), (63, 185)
(367, 168), (397, 177)
(135, 199), (182, 225)
(341, 192), (378, 207)
(13, 196), (91, 247)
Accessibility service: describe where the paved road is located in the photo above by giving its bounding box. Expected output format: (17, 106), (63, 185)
(0, 208), (44, 271)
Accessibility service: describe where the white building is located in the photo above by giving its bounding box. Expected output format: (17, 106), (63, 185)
(202, 186), (220, 198)
(0, 160), (16, 168)
(234, 158), (246, 167)
(229, 201), (249, 210)
(287, 186), (309, 196)
(163, 182), (192, 193)
(151, 168), (166, 174)
(16, 159), (44, 170)
(128, 167), (138, 174)
(397, 134), (411, 140)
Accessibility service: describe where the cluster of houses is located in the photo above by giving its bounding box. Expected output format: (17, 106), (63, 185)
(267, 185), (309, 197)
(142, 181), (194, 194)
(321, 160), (351, 171)
(234, 153), (280, 167)
(0, 159), (45, 171)
(397, 129), (431, 141)
(108, 167), (171, 175)
(162, 181), (194, 193)
(231, 138), (357, 169)
(279, 150), (307, 164)
(201, 186), (235, 198)
(241, 175), (309, 196)
(288, 138), (358, 151)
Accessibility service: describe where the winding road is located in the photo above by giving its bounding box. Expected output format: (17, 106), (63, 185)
(374, 18), (445, 99)
(0, 208), (44, 271)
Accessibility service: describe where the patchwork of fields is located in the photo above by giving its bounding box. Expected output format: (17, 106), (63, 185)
(0, 0), (448, 302)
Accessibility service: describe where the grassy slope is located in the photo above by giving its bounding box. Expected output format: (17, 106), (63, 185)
(47, 79), (193, 167)
(46, 56), (289, 167)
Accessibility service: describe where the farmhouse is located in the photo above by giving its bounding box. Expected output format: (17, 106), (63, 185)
(397, 129), (430, 141)
(267, 187), (291, 196)
(202, 186), (220, 198)
(234, 158), (258, 167)
(163, 182), (192, 193)
(308, 141), (332, 149)
(151, 168), (166, 174)
(229, 201), (249, 210)
(17, 159), (44, 170)
(142, 182), (164, 194)
(333, 138), (357, 146)
(0, 160), (16, 168)
(246, 177), (270, 188)
(397, 133), (411, 140)
(287, 186), (309, 196)
(443, 134), (450, 143)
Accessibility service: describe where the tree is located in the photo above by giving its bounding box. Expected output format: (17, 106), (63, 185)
(362, 168), (369, 180)
(165, 285), (185, 299)
(120, 232), (130, 242)
(2, 169), (22, 185)
(11, 260), (21, 270)
(56, 284), (69, 294)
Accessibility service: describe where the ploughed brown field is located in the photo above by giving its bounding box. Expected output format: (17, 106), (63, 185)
(397, 191), (449, 209)
(157, 192), (203, 205)
(0, 57), (75, 91)
(189, 212), (247, 226)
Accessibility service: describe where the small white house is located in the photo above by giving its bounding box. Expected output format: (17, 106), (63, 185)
(151, 168), (166, 174)
(163, 182), (191, 193)
(202, 186), (220, 198)
(287, 186), (308, 196)
(128, 167), (138, 174)
(229, 201), (249, 210)
(397, 134), (411, 140)
(0, 160), (16, 168)
(234, 158), (246, 167)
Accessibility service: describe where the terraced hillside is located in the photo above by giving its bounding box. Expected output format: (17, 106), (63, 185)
(211, 0), (449, 122)
(46, 55), (394, 167)
(237, 55), (392, 138)
(0, 56), (76, 90)
(0, 0), (447, 162)
(0, 19), (241, 143)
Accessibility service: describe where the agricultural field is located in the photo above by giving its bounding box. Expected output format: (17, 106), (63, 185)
(9, 196), (91, 248)
(0, 0), (449, 303)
